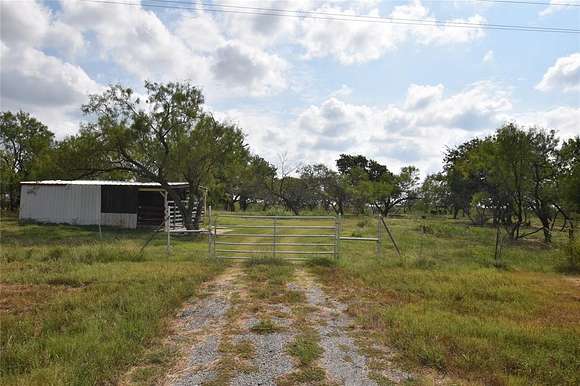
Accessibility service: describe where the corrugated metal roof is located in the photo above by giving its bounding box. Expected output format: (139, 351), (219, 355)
(20, 180), (189, 187)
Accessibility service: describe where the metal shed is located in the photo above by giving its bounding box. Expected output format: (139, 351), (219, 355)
(19, 180), (189, 229)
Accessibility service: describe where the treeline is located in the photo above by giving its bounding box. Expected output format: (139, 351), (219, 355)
(425, 124), (579, 244)
(1, 81), (578, 243)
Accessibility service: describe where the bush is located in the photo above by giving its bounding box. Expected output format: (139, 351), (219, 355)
(356, 217), (370, 228)
(559, 237), (580, 273)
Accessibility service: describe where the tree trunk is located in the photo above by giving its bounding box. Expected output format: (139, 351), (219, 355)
(192, 199), (203, 230)
(537, 209), (552, 243)
(240, 196), (248, 211)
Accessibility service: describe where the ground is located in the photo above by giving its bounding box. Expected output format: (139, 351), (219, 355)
(1, 212), (579, 385)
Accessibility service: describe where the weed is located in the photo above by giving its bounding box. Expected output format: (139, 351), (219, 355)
(250, 318), (280, 334)
(288, 333), (323, 366)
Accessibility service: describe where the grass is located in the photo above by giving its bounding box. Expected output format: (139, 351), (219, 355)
(287, 332), (323, 366)
(244, 257), (304, 305)
(249, 318), (281, 334)
(309, 215), (580, 385)
(0, 213), (224, 386)
(3, 210), (579, 385)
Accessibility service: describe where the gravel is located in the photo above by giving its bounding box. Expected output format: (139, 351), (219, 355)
(168, 269), (239, 386)
(167, 265), (412, 386)
(291, 269), (413, 385)
(230, 331), (296, 386)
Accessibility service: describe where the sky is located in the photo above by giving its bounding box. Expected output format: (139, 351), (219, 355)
(1, 0), (579, 177)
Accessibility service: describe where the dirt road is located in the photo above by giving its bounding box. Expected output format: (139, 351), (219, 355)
(162, 264), (412, 385)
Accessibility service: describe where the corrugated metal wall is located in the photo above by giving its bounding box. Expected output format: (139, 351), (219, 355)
(19, 184), (101, 225)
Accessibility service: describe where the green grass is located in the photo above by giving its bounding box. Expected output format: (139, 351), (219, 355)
(3, 210), (579, 385)
(0, 213), (224, 386)
(287, 332), (323, 366)
(249, 318), (281, 334)
(310, 215), (580, 385)
(244, 257), (303, 304)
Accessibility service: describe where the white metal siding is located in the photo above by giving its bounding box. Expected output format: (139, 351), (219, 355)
(100, 213), (137, 229)
(19, 184), (100, 225)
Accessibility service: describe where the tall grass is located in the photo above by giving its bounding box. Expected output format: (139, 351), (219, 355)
(0, 214), (224, 385)
(310, 216), (580, 385)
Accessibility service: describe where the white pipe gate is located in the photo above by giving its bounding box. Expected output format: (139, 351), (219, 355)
(208, 212), (384, 260)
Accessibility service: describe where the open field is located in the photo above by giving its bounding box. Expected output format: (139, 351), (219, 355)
(311, 214), (580, 385)
(0, 213), (224, 385)
(1, 211), (579, 385)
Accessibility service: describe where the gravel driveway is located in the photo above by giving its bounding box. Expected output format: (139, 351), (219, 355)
(163, 264), (412, 385)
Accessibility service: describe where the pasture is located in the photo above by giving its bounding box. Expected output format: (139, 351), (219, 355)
(1, 211), (579, 385)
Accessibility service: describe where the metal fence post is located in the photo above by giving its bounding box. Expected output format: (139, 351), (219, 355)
(165, 192), (171, 255)
(335, 214), (341, 259)
(273, 217), (277, 259)
(376, 214), (382, 257)
(213, 212), (217, 258)
(207, 205), (212, 258)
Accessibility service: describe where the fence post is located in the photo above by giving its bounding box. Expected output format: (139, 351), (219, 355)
(207, 205), (212, 258)
(273, 217), (277, 259)
(380, 216), (401, 257)
(213, 212), (217, 258)
(165, 192), (171, 255)
(335, 214), (341, 259)
(377, 214), (382, 257)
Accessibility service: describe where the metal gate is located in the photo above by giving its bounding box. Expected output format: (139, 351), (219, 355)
(207, 212), (389, 260)
(209, 214), (339, 260)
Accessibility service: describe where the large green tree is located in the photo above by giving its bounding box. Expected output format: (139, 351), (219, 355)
(82, 81), (248, 229)
(556, 136), (580, 242)
(336, 154), (419, 216)
(0, 111), (54, 210)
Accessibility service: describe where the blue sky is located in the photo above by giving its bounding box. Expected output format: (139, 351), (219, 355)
(1, 0), (579, 176)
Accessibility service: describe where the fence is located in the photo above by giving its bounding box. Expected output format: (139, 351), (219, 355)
(208, 212), (386, 260)
(166, 200), (202, 230)
(164, 200), (205, 254)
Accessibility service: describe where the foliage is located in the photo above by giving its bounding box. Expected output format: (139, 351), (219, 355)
(0, 111), (54, 209)
(443, 123), (576, 243)
(81, 81), (248, 229)
(337, 154), (419, 216)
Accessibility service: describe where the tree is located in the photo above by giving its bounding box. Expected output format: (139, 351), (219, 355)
(557, 136), (580, 241)
(82, 81), (248, 229)
(0, 111), (54, 210)
(219, 154), (275, 211)
(527, 129), (559, 243)
(443, 138), (485, 218)
(336, 154), (419, 216)
(420, 172), (450, 214)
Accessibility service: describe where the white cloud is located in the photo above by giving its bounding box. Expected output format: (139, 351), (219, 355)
(330, 85), (353, 98)
(405, 84), (444, 109)
(0, 45), (102, 137)
(295, 1), (486, 64)
(536, 52), (580, 93)
(216, 81), (520, 176)
(539, 0), (580, 16)
(0, 0), (84, 56)
(211, 42), (288, 96)
(483, 50), (494, 64)
(58, 1), (211, 83)
(0, 0), (49, 47)
(512, 106), (580, 139)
